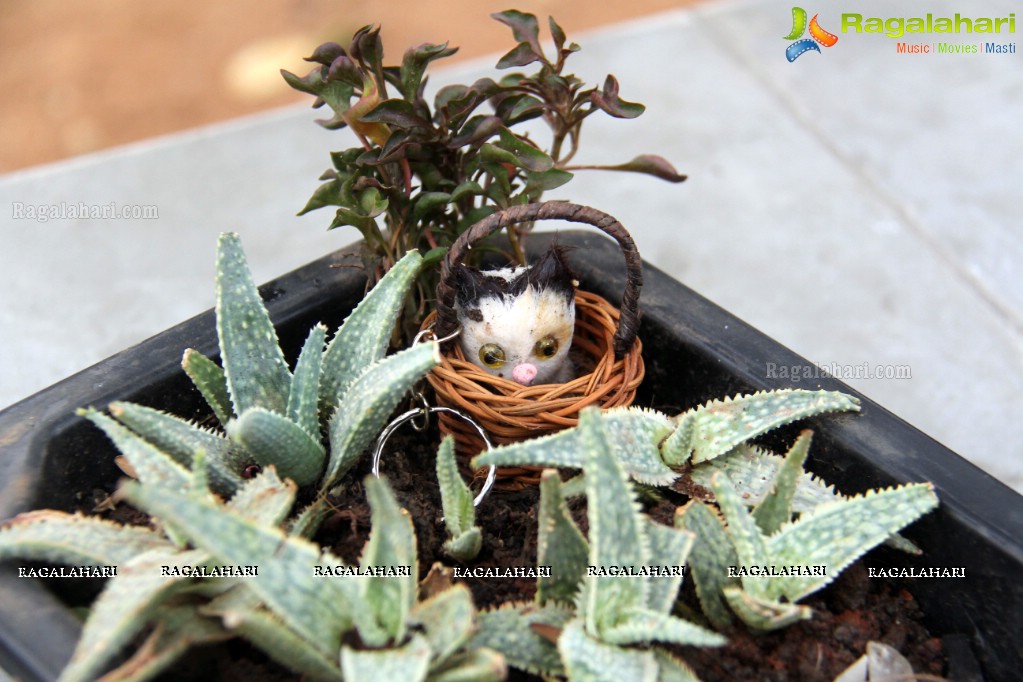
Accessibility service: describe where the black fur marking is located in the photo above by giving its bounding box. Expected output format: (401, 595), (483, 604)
(453, 244), (576, 308)
(464, 307), (484, 323)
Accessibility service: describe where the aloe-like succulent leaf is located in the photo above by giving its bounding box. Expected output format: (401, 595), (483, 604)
(108, 400), (246, 496)
(473, 407), (677, 486)
(324, 342), (440, 487)
(226, 465), (298, 527)
(536, 470), (588, 606)
(203, 587), (342, 681)
(288, 324), (326, 439)
(641, 518), (693, 615)
(688, 443), (840, 513)
(580, 409), (650, 637)
(437, 436), (480, 561)
(0, 510), (169, 566)
(340, 632), (431, 682)
(471, 602), (572, 677)
(359, 475), (418, 646)
(764, 483), (938, 602)
(709, 473), (769, 599)
(229, 407), (326, 487)
(59, 547), (207, 682)
(558, 618), (657, 682)
(722, 585), (811, 631)
(181, 348), (233, 426)
(427, 647), (507, 682)
(410, 583), (477, 668)
(81, 409), (191, 492)
(320, 250), (423, 417)
(120, 480), (351, 657)
(675, 502), (736, 630)
(215, 232), (292, 416)
(601, 608), (726, 647)
(100, 605), (231, 682)
(751, 430), (812, 535)
(654, 650), (702, 682)
(663, 390), (860, 465)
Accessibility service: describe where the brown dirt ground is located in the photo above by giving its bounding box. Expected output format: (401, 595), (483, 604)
(0, 0), (705, 173)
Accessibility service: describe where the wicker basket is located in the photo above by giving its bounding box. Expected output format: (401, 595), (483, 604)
(423, 202), (645, 489)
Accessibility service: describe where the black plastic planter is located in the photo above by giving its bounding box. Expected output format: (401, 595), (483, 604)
(1, 232), (1020, 681)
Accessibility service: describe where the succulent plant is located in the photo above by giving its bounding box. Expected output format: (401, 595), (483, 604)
(473, 389), (861, 500)
(0, 232), (462, 679)
(283, 9), (685, 335)
(470, 409), (726, 681)
(437, 435), (483, 561)
(678, 469), (938, 631)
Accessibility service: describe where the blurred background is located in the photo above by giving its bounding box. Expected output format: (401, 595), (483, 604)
(1, 0), (1021, 493)
(0, 0), (700, 172)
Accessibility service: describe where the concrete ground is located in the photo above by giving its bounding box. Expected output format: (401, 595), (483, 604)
(1, 0), (1021, 492)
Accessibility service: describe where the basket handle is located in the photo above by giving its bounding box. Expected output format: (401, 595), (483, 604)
(435, 202), (642, 359)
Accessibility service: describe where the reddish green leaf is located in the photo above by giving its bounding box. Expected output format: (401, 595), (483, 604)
(590, 75), (646, 119)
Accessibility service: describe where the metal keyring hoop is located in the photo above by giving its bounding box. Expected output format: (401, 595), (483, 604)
(371, 406), (497, 507)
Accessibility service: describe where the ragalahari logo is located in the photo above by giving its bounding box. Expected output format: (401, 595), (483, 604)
(785, 7), (839, 61)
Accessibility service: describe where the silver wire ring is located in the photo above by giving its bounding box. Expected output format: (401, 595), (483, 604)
(371, 406), (496, 507)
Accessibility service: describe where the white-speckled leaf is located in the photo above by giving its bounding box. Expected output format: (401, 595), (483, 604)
(663, 390), (860, 465)
(108, 400), (245, 494)
(0, 510), (170, 566)
(751, 430), (812, 535)
(120, 480), (352, 657)
(537, 470), (588, 606)
(764, 483), (938, 602)
(410, 583), (476, 668)
(709, 473), (770, 600)
(437, 435), (478, 560)
(471, 602), (572, 678)
(341, 632), (430, 682)
(641, 518), (693, 615)
(601, 608), (726, 647)
(226, 466), (297, 527)
(675, 501), (736, 630)
(558, 619), (657, 682)
(321, 250), (423, 416)
(181, 348), (233, 427)
(288, 324), (326, 439)
(229, 407), (326, 487)
(82, 409), (190, 491)
(722, 585), (811, 631)
(59, 547), (208, 682)
(360, 475), (417, 646)
(473, 408), (677, 486)
(580, 409), (649, 638)
(323, 342), (439, 487)
(216, 232), (292, 416)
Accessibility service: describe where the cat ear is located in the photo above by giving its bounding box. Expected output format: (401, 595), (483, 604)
(525, 245), (576, 301)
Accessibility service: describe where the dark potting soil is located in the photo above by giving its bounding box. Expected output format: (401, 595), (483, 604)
(79, 420), (945, 681)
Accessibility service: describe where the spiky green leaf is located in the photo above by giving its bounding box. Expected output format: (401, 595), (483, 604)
(663, 390), (860, 465)
(81, 409), (190, 491)
(215, 232), (291, 416)
(580, 409), (649, 637)
(324, 342), (439, 487)
(410, 583), (477, 667)
(601, 608), (726, 647)
(228, 408), (326, 487)
(536, 470), (588, 606)
(751, 430), (813, 535)
(437, 436), (480, 561)
(675, 502), (736, 629)
(722, 586), (811, 631)
(107, 401), (245, 494)
(471, 602), (572, 677)
(340, 632), (431, 682)
(288, 324), (326, 439)
(182, 348), (232, 426)
(641, 518), (693, 615)
(226, 466), (297, 527)
(59, 548), (207, 682)
(120, 481), (351, 657)
(473, 407), (677, 486)
(709, 473), (769, 599)
(0, 510), (169, 566)
(360, 476), (417, 646)
(320, 250), (423, 416)
(558, 619), (657, 682)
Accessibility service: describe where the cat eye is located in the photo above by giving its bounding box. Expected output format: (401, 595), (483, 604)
(479, 343), (506, 368)
(533, 336), (559, 360)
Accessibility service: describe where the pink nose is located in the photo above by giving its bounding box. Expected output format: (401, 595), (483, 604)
(511, 363), (538, 386)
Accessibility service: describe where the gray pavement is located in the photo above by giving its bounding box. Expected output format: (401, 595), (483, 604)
(2, 0), (1021, 491)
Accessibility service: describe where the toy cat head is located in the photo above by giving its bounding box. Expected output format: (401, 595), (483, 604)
(453, 246), (577, 386)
